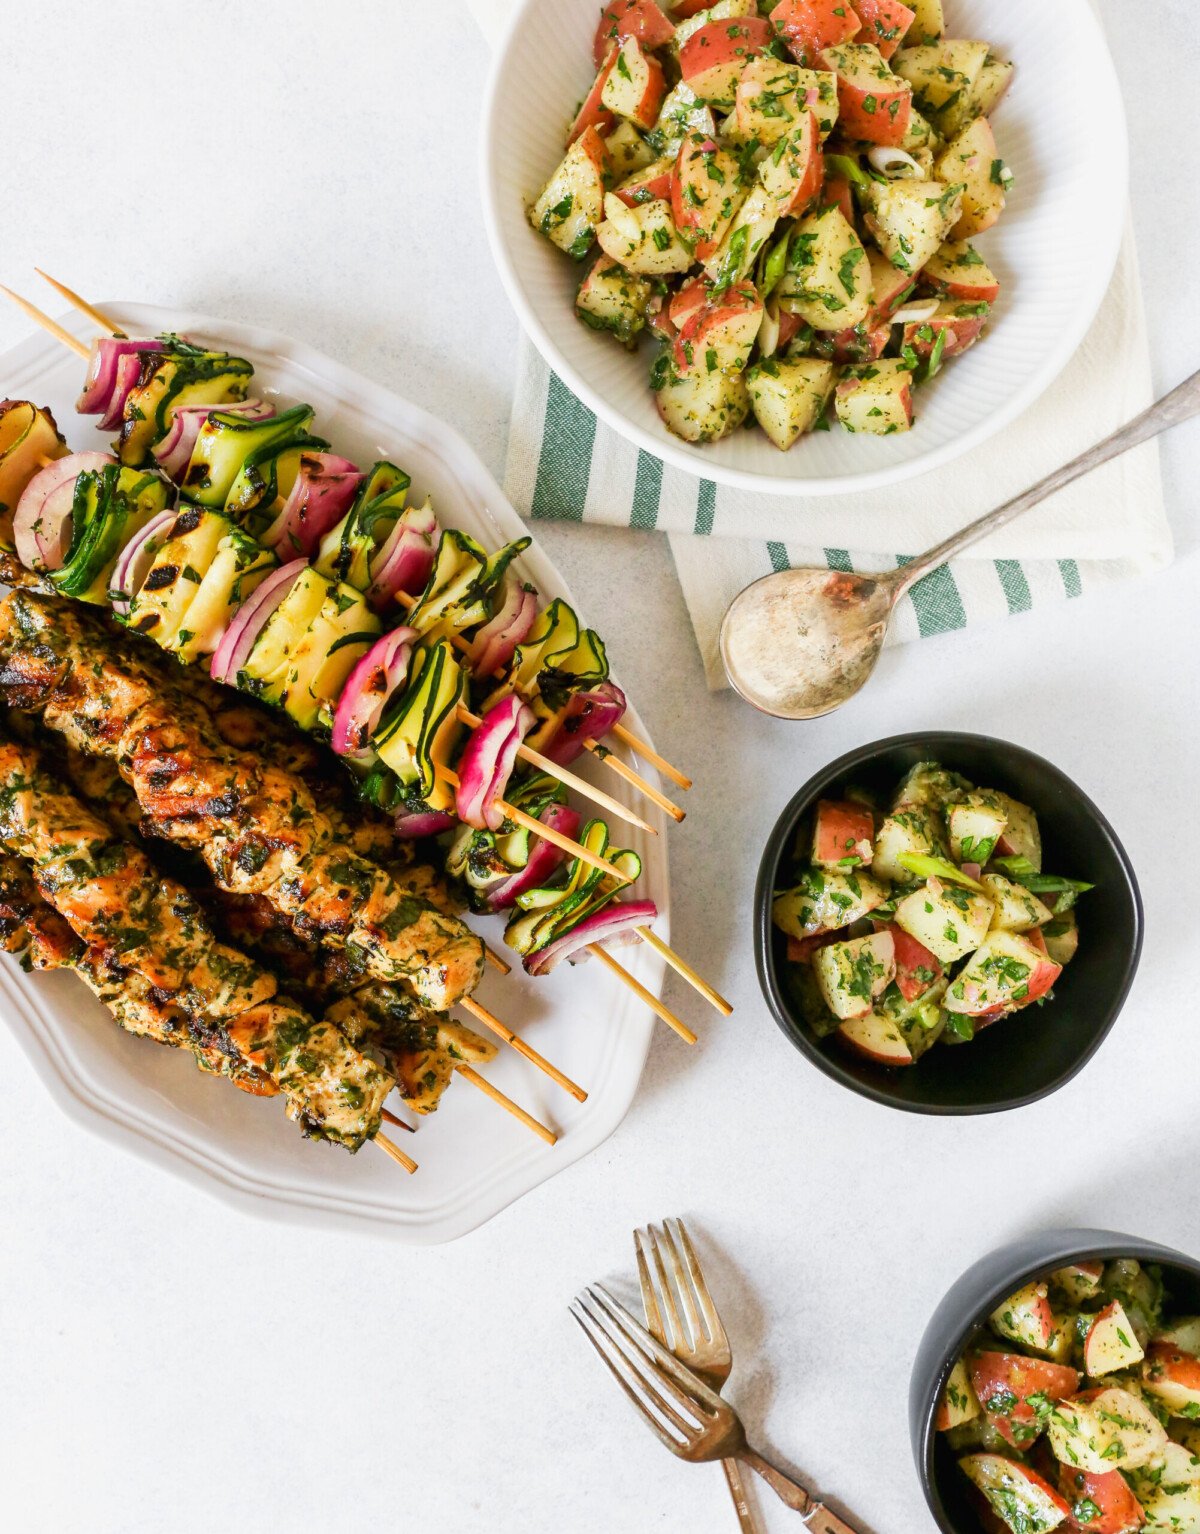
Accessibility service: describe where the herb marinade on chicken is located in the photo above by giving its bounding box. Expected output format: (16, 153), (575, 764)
(0, 590), (484, 1012)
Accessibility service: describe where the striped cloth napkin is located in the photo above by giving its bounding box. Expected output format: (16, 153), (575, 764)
(471, 5), (1172, 689)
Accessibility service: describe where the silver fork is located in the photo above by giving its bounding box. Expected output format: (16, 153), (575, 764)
(636, 1219), (760, 1533)
(571, 1282), (864, 1534)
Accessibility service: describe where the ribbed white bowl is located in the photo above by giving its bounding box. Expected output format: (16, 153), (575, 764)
(482, 0), (1128, 496)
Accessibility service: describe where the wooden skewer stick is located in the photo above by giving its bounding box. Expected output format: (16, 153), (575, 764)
(581, 738), (685, 824)
(587, 943), (697, 1044)
(373, 1131), (418, 1173)
(0, 286), (89, 359)
(435, 764), (633, 885)
(635, 926), (733, 1017)
(381, 1107), (416, 1132)
(456, 704), (657, 838)
(609, 723), (692, 792)
(34, 270), (123, 336)
(455, 1063), (557, 1145)
(483, 943), (511, 975)
(459, 994), (587, 1104)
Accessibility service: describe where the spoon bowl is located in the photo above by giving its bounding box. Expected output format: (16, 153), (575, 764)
(719, 367), (1200, 718)
(719, 566), (898, 719)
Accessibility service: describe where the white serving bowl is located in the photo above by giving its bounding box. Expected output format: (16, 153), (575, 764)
(481, 0), (1128, 497)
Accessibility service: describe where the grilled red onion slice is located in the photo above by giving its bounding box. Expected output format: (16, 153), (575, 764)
(330, 626), (417, 760)
(467, 575), (538, 678)
(484, 803), (582, 911)
(76, 338), (163, 415)
(456, 695), (535, 832)
(365, 502), (439, 609)
(13, 450), (115, 572)
(153, 399), (275, 481)
(539, 681), (628, 767)
(96, 352), (149, 432)
(524, 899), (658, 975)
(394, 809), (457, 839)
(209, 559), (306, 685)
(261, 453), (363, 558)
(109, 509), (179, 617)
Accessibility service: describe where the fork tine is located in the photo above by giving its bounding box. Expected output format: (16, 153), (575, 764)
(574, 1294), (697, 1439)
(570, 1303), (685, 1452)
(646, 1224), (691, 1354)
(589, 1284), (723, 1418)
(634, 1228), (668, 1348)
(672, 1217), (728, 1348)
(661, 1218), (707, 1347)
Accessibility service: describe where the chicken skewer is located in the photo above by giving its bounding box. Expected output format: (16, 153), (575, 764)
(0, 588), (588, 1102)
(24, 724), (555, 1141)
(0, 734), (413, 1164)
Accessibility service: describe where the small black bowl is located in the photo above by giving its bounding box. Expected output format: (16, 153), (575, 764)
(910, 1229), (1200, 1534)
(753, 732), (1142, 1114)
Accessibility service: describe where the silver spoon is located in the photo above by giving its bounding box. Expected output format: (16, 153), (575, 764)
(719, 367), (1200, 719)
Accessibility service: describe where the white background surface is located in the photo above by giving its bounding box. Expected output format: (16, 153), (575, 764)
(0, 3), (1196, 1531)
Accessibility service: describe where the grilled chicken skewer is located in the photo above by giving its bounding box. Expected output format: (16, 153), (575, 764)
(0, 731), (405, 1155)
(0, 853), (279, 1096)
(0, 590), (484, 1011)
(0, 590), (585, 1102)
(35, 731), (554, 1138)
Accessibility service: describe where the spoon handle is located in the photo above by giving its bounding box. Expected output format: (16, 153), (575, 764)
(894, 365), (1200, 594)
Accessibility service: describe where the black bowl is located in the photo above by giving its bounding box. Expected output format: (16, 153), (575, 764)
(910, 1229), (1200, 1534)
(753, 732), (1142, 1114)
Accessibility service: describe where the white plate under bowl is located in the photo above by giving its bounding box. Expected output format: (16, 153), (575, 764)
(481, 0), (1128, 497)
(0, 305), (667, 1243)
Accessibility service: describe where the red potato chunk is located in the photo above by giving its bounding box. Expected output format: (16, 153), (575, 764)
(902, 299), (989, 364)
(759, 109), (825, 217)
(945, 931), (1061, 1017)
(834, 357), (914, 434)
(921, 240), (1001, 304)
(672, 133), (748, 260)
(991, 1281), (1055, 1352)
(959, 1455), (1071, 1534)
(969, 1352), (1081, 1451)
(594, 0), (675, 67)
(673, 280), (764, 375)
(601, 37), (668, 130)
(935, 115), (1008, 239)
(838, 1008), (915, 1065)
(890, 925), (942, 1002)
(771, 0), (861, 66)
(821, 42), (913, 146)
(1058, 1467), (1145, 1534)
(812, 798), (875, 867)
(570, 49), (620, 142)
(679, 17), (773, 105)
(614, 155), (676, 207)
(853, 0), (915, 58)
(1143, 1343), (1200, 1416)
(813, 928), (896, 1019)
(823, 169), (855, 225)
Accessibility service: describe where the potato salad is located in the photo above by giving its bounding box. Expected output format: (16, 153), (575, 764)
(771, 762), (1089, 1066)
(939, 1259), (1200, 1534)
(528, 0), (1014, 448)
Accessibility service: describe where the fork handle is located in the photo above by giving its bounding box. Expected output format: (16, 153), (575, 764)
(721, 1457), (761, 1533)
(736, 1451), (864, 1533)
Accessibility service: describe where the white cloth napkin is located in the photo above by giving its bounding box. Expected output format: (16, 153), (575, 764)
(469, 0), (1171, 689)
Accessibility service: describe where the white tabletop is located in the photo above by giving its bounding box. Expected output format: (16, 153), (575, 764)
(1, 4), (1197, 1531)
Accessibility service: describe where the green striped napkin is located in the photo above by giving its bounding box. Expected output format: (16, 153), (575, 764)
(501, 228), (1171, 690)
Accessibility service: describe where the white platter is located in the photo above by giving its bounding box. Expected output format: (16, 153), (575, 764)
(481, 0), (1128, 496)
(0, 304), (667, 1243)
